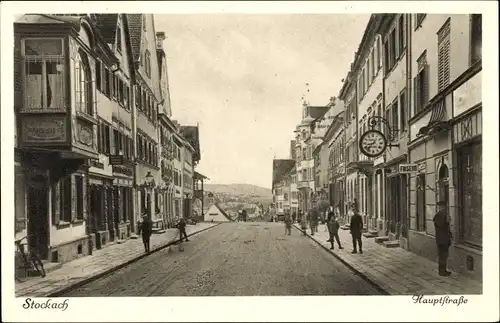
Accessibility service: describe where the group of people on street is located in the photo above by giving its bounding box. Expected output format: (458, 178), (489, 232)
(138, 214), (190, 253)
(287, 202), (363, 254)
(287, 198), (453, 276)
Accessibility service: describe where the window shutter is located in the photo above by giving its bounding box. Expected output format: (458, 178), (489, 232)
(413, 76), (420, 114)
(423, 64), (429, 106)
(52, 181), (61, 225)
(110, 128), (115, 155)
(71, 175), (76, 221)
(438, 36), (451, 92)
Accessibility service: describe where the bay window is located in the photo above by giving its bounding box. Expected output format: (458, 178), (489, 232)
(23, 38), (65, 111)
(75, 50), (94, 115)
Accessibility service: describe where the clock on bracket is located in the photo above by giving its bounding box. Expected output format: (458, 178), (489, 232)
(359, 129), (387, 158)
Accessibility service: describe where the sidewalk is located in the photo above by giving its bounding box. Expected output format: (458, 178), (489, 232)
(294, 223), (482, 295)
(15, 222), (219, 297)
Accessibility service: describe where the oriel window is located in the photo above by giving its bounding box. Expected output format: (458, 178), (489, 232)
(22, 38), (65, 111)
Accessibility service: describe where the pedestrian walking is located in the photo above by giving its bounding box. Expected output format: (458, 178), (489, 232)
(284, 213), (292, 235)
(177, 217), (189, 242)
(292, 211), (297, 224)
(350, 206), (363, 254)
(433, 201), (452, 276)
(308, 205), (319, 235)
(327, 209), (343, 250)
(138, 214), (153, 253)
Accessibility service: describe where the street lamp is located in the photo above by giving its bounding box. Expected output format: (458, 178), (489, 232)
(145, 171), (155, 188)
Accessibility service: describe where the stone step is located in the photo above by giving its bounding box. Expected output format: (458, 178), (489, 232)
(153, 229), (166, 234)
(383, 240), (400, 248)
(374, 236), (390, 244)
(363, 232), (377, 238)
(340, 225), (350, 230)
(368, 229), (379, 235)
(129, 234), (139, 239)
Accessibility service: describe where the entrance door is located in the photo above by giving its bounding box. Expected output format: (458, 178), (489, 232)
(27, 173), (49, 260)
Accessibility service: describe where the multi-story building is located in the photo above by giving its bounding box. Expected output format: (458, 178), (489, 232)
(347, 15), (385, 232)
(128, 14), (163, 231)
(181, 138), (195, 218)
(14, 14), (131, 263)
(294, 103), (330, 212)
(89, 14), (135, 246)
(407, 14), (482, 280)
(156, 30), (177, 229)
(171, 128), (184, 221)
(271, 159), (295, 216)
(288, 166), (299, 216)
(339, 69), (358, 220)
(324, 111), (346, 221)
(378, 14), (410, 244)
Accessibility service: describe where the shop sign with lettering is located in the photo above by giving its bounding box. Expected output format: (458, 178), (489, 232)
(399, 164), (418, 174)
(22, 117), (67, 143)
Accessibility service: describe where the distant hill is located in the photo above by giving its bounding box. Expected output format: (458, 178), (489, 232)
(204, 183), (272, 197)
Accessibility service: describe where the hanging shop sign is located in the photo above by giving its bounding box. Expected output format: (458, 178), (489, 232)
(359, 116), (399, 158)
(398, 164), (418, 174)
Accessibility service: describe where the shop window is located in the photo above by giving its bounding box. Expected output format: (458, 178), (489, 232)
(458, 142), (482, 248)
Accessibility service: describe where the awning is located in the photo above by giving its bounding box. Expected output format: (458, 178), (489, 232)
(418, 98), (451, 136)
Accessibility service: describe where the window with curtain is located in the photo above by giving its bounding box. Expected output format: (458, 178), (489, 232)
(414, 52), (429, 115)
(23, 38), (65, 111)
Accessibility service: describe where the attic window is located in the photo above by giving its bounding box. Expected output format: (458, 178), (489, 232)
(116, 26), (122, 53)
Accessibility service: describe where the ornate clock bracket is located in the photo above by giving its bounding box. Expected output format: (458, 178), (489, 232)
(368, 116), (399, 148)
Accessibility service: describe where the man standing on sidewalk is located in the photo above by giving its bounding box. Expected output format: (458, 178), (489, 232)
(177, 217), (189, 242)
(433, 201), (452, 276)
(327, 209), (343, 250)
(139, 214), (153, 253)
(350, 206), (363, 254)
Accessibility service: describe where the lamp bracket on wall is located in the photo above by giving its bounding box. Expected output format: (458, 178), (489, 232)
(367, 116), (399, 146)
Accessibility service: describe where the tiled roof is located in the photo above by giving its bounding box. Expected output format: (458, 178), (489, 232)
(272, 159), (295, 188)
(16, 14), (82, 27)
(126, 14), (143, 61)
(91, 14), (118, 45)
(307, 106), (330, 120)
(214, 203), (234, 222)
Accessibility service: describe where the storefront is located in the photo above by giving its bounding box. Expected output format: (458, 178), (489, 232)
(449, 69), (482, 280)
(384, 155), (409, 248)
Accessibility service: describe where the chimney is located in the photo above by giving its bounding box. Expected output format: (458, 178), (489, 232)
(156, 31), (166, 50)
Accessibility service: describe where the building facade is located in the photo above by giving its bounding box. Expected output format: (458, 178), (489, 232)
(339, 70), (358, 220)
(407, 14), (482, 280)
(324, 112), (346, 221)
(379, 14), (410, 244)
(15, 14), (110, 263)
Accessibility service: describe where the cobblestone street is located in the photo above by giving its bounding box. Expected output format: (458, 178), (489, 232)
(63, 222), (382, 296)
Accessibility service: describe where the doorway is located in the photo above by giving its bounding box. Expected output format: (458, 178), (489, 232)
(27, 173), (49, 260)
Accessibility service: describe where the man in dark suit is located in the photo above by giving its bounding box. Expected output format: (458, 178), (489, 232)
(177, 217), (189, 242)
(433, 201), (452, 276)
(139, 214), (153, 253)
(350, 206), (363, 254)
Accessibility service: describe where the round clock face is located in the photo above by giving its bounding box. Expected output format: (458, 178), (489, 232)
(359, 129), (387, 158)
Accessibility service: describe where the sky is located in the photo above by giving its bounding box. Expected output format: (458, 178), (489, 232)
(155, 14), (369, 189)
